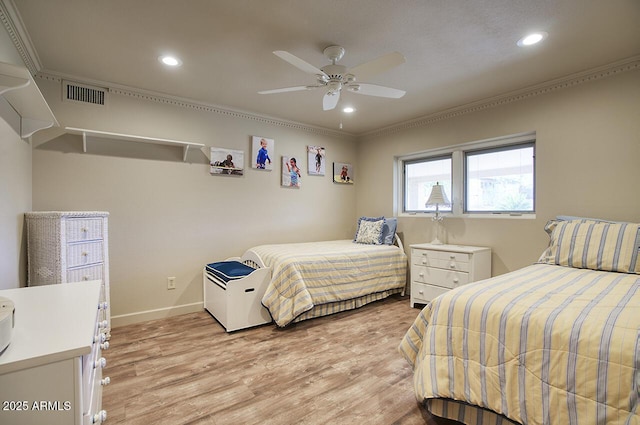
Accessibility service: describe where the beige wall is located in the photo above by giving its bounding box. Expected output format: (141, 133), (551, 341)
(356, 70), (640, 276)
(31, 78), (358, 324)
(0, 28), (32, 290)
(0, 100), (31, 290)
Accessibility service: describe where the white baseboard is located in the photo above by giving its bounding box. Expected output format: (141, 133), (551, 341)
(111, 301), (203, 327)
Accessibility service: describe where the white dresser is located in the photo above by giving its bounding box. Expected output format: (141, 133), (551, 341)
(410, 243), (491, 307)
(0, 281), (109, 425)
(25, 211), (110, 335)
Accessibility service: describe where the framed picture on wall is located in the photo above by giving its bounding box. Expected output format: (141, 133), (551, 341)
(333, 162), (354, 184)
(251, 136), (274, 170)
(281, 155), (302, 188)
(209, 147), (244, 176)
(307, 146), (325, 176)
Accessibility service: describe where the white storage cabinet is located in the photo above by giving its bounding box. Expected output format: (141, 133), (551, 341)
(410, 243), (491, 307)
(25, 211), (110, 334)
(0, 281), (109, 425)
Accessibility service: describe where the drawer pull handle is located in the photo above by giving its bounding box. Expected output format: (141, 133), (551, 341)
(98, 320), (108, 329)
(98, 302), (109, 310)
(100, 341), (110, 350)
(94, 333), (107, 343)
(92, 410), (107, 423)
(101, 377), (111, 386)
(94, 357), (107, 369)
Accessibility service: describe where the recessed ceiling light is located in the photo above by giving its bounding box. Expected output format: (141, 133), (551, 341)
(343, 106), (355, 113)
(517, 32), (548, 47)
(159, 55), (182, 66)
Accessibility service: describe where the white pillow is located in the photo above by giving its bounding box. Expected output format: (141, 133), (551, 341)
(355, 219), (384, 244)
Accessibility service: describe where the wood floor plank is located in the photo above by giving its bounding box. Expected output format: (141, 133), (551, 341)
(103, 295), (460, 425)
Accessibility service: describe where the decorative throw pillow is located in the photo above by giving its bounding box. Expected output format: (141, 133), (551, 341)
(538, 219), (640, 274)
(354, 216), (384, 245)
(381, 217), (398, 245)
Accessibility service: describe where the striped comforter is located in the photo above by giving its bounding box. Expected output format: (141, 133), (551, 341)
(399, 263), (640, 425)
(254, 240), (407, 327)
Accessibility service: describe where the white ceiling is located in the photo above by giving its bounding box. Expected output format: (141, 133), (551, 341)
(8, 0), (640, 135)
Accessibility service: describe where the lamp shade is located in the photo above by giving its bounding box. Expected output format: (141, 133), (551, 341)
(425, 182), (450, 207)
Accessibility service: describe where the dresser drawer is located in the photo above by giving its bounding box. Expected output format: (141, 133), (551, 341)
(412, 264), (469, 289)
(67, 241), (104, 267)
(66, 218), (105, 242)
(67, 264), (103, 283)
(412, 249), (471, 271)
(411, 282), (450, 303)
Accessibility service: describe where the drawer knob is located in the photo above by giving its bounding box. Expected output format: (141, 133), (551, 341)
(99, 302), (109, 310)
(419, 272), (424, 277)
(98, 320), (108, 329)
(101, 377), (111, 386)
(94, 333), (107, 343)
(94, 357), (107, 369)
(453, 278), (459, 284)
(450, 263), (456, 268)
(83, 276), (89, 281)
(449, 254), (455, 259)
(92, 410), (107, 423)
(418, 290), (424, 294)
(100, 341), (110, 350)
(82, 252), (88, 257)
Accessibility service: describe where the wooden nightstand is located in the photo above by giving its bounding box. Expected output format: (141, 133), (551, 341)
(410, 243), (491, 307)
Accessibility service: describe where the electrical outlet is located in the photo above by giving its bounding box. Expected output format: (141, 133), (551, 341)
(167, 277), (176, 290)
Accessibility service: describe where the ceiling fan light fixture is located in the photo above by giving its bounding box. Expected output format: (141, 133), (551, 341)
(159, 55), (182, 67)
(517, 32), (548, 47)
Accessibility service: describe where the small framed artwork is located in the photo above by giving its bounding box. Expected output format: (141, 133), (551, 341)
(282, 155), (302, 188)
(251, 136), (274, 170)
(307, 146), (326, 176)
(210, 147), (244, 176)
(333, 162), (354, 184)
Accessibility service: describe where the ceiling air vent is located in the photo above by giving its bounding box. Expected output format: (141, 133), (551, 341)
(63, 80), (107, 106)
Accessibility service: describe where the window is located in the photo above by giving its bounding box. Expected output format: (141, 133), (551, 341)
(465, 143), (535, 213)
(404, 155), (452, 213)
(395, 132), (535, 217)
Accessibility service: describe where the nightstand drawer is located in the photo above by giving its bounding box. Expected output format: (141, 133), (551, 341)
(411, 282), (450, 303)
(412, 264), (469, 289)
(412, 249), (470, 270)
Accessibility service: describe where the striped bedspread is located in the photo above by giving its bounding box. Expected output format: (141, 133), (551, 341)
(399, 263), (640, 425)
(253, 240), (407, 327)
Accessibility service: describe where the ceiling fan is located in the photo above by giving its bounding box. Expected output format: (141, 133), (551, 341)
(258, 45), (406, 111)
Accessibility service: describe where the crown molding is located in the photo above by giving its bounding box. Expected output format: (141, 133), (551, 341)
(360, 55), (640, 139)
(0, 0), (41, 74)
(35, 70), (355, 141)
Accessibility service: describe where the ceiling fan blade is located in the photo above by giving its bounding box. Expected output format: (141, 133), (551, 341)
(322, 91), (340, 111)
(273, 51), (327, 76)
(349, 83), (405, 98)
(258, 85), (319, 94)
(348, 52), (405, 81)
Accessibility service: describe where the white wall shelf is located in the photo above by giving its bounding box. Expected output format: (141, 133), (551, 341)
(0, 61), (58, 139)
(65, 127), (205, 162)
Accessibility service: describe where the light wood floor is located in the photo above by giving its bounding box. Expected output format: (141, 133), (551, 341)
(103, 295), (460, 425)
